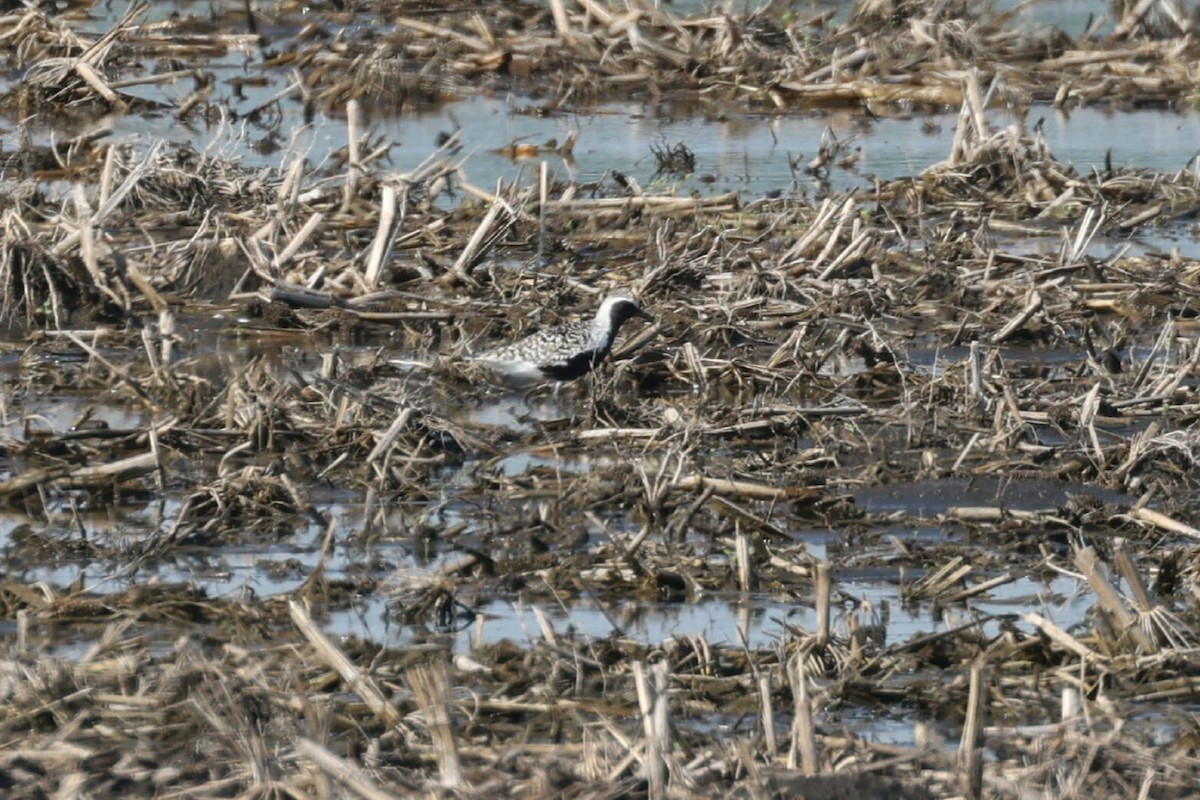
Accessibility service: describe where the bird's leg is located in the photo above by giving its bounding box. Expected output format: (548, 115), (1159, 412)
(583, 369), (611, 424)
(522, 383), (548, 406)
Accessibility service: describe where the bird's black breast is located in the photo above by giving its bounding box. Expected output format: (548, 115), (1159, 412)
(539, 349), (603, 380)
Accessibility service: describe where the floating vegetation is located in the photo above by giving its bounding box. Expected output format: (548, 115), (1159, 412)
(4, 0), (1200, 797)
(650, 140), (696, 177)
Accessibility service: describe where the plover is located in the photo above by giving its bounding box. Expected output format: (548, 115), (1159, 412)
(469, 295), (654, 384)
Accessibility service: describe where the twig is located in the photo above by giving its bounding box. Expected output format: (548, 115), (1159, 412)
(406, 656), (464, 789)
(959, 658), (987, 800)
(288, 600), (401, 727)
(296, 739), (403, 800)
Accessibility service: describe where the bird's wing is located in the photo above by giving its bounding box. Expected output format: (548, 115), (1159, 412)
(476, 323), (591, 365)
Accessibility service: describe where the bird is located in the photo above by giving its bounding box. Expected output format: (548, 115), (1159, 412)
(468, 295), (654, 384)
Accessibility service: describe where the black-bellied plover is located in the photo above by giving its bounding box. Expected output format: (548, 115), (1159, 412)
(469, 295), (654, 384)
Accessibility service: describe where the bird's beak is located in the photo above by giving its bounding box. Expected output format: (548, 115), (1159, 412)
(634, 308), (655, 323)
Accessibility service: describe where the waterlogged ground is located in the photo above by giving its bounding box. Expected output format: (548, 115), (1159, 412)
(7, 0), (1200, 796)
(0, 328), (1069, 647)
(0, 314), (1176, 741)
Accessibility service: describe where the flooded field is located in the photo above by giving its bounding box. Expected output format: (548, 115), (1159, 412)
(5, 0), (1200, 796)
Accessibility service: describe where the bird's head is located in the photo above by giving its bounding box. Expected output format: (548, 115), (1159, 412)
(598, 295), (654, 329)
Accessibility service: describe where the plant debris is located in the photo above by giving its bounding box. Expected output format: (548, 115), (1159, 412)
(4, 1), (1200, 798)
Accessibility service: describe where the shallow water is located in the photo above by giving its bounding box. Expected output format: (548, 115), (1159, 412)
(853, 475), (1135, 517)
(64, 97), (1200, 227)
(665, 0), (1115, 36)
